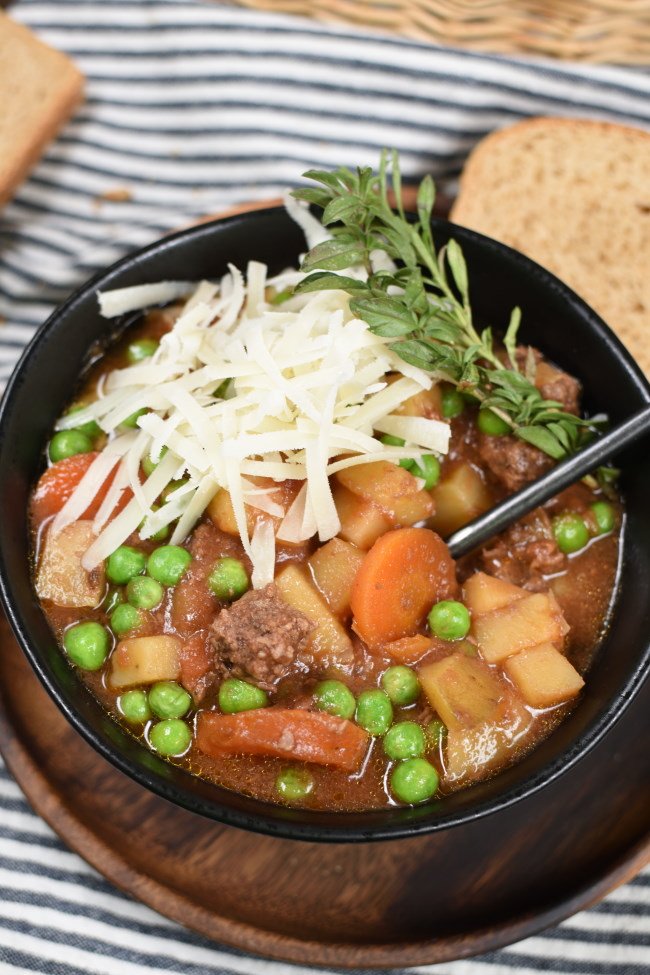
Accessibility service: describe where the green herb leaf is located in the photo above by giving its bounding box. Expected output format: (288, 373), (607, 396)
(293, 151), (600, 464)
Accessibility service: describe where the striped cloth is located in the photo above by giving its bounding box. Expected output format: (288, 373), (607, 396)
(1, 1), (649, 972)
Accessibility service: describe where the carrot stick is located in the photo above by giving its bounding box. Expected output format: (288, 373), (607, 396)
(30, 452), (133, 525)
(196, 708), (368, 770)
(350, 526), (458, 649)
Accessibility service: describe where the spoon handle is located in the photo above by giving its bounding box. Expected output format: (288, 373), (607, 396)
(445, 401), (650, 559)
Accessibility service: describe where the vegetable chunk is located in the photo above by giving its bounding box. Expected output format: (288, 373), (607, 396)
(418, 651), (504, 731)
(429, 462), (492, 536)
(110, 635), (182, 687)
(350, 527), (457, 649)
(308, 536), (365, 618)
(504, 642), (585, 708)
(31, 452), (133, 523)
(36, 520), (105, 608)
(462, 571), (527, 616)
(196, 708), (368, 770)
(471, 591), (570, 664)
(274, 564), (354, 666)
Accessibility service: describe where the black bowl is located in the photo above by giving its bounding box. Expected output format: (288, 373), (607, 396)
(1, 207), (649, 842)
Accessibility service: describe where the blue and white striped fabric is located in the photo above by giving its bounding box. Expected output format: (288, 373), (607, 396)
(1, 1), (650, 972)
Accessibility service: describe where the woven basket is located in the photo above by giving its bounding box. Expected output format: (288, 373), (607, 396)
(230, 0), (650, 63)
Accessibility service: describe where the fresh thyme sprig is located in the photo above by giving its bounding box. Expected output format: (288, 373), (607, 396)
(291, 149), (599, 461)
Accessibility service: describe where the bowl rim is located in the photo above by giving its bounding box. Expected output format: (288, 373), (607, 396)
(2, 206), (650, 842)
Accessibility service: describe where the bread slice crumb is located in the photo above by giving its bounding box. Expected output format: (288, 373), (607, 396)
(450, 117), (650, 375)
(0, 12), (84, 208)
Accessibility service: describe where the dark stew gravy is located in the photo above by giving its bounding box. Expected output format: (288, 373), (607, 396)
(30, 306), (621, 812)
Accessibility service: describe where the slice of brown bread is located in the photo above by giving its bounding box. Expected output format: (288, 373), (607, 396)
(0, 13), (84, 209)
(450, 117), (650, 375)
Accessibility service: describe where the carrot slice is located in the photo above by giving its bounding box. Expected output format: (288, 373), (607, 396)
(196, 708), (368, 770)
(350, 526), (458, 649)
(30, 452), (133, 526)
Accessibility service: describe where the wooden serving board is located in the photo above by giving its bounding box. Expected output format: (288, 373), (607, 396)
(1, 610), (649, 968)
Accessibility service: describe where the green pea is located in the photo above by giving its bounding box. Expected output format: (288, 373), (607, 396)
(103, 587), (123, 615)
(428, 600), (471, 641)
(106, 545), (146, 585)
(127, 338), (158, 364)
(119, 689), (151, 723)
(477, 408), (511, 436)
(313, 679), (356, 720)
(142, 446), (168, 478)
(355, 689), (393, 736)
(147, 545), (192, 586)
(390, 757), (439, 804)
(162, 478), (190, 501)
(63, 621), (110, 671)
(120, 407), (148, 429)
(65, 405), (101, 439)
(207, 557), (249, 601)
(48, 429), (93, 463)
(110, 602), (144, 634)
(441, 387), (465, 419)
(552, 512), (590, 554)
(425, 718), (447, 748)
(149, 718), (192, 756)
(590, 500), (615, 535)
(127, 575), (163, 610)
(218, 678), (268, 714)
(149, 681), (191, 719)
(383, 721), (426, 760)
(410, 454), (440, 490)
(139, 504), (169, 543)
(381, 666), (420, 706)
(275, 767), (315, 801)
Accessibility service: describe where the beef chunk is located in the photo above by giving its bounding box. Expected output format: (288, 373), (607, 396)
(211, 583), (314, 690)
(480, 508), (566, 590)
(514, 346), (581, 415)
(478, 433), (553, 492)
(537, 369), (580, 416)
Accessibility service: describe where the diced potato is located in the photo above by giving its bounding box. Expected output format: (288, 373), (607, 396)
(504, 642), (585, 708)
(206, 479), (302, 539)
(394, 384), (443, 418)
(36, 520), (105, 608)
(463, 571), (527, 616)
(429, 462), (492, 536)
(444, 690), (533, 783)
(334, 464), (434, 535)
(308, 537), (365, 618)
(336, 461), (422, 510)
(418, 651), (504, 732)
(384, 633), (435, 665)
(274, 563), (354, 668)
(333, 482), (393, 549)
(110, 635), (182, 688)
(471, 591), (570, 664)
(207, 489), (255, 537)
(390, 489), (435, 527)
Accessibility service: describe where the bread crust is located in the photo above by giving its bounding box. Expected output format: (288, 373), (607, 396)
(0, 13), (84, 208)
(450, 116), (650, 374)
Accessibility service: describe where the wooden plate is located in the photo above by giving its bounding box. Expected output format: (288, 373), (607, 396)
(1, 611), (649, 968)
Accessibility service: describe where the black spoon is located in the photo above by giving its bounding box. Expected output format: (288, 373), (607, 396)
(445, 401), (650, 559)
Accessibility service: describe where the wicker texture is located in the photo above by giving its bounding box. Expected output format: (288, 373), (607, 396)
(230, 0), (650, 62)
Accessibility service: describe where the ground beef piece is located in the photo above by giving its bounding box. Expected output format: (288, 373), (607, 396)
(211, 583), (315, 690)
(478, 433), (553, 492)
(480, 508), (566, 590)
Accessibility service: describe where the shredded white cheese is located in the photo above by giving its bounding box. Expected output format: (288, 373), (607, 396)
(57, 211), (451, 584)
